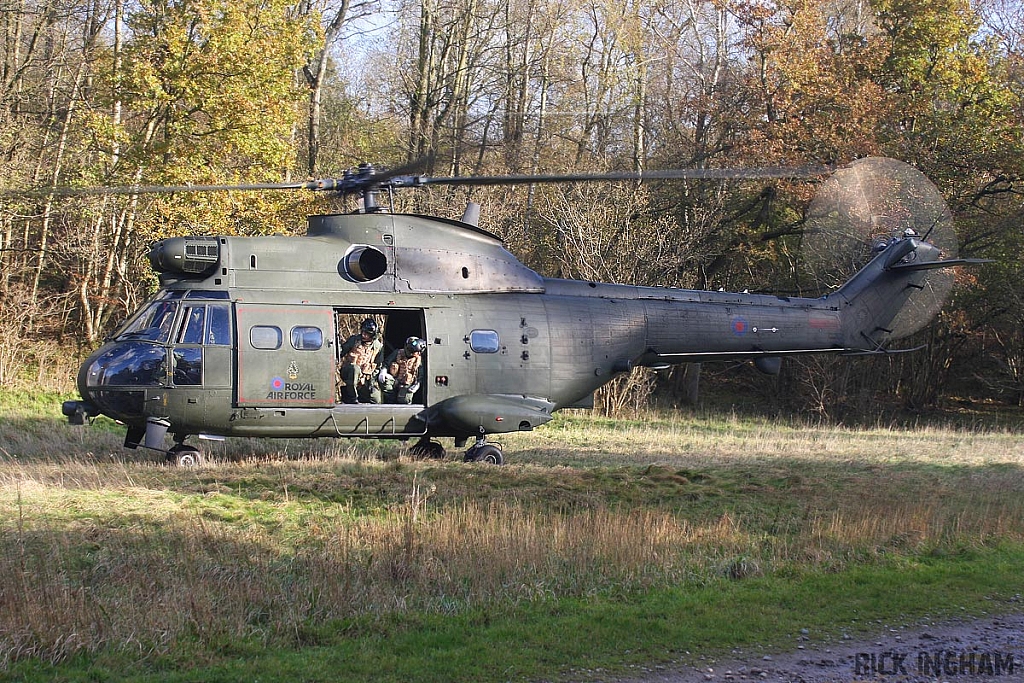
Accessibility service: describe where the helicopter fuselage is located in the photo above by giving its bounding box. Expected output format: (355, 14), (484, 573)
(62, 209), (941, 458)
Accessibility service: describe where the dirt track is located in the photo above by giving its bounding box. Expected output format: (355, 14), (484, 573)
(605, 611), (1024, 683)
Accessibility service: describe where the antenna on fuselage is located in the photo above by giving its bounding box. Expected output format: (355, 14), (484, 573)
(461, 202), (481, 226)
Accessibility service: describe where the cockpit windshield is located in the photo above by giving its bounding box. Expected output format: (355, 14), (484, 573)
(113, 300), (179, 343)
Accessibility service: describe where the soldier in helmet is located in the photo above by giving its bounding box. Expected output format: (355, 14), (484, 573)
(378, 336), (425, 404)
(339, 318), (383, 404)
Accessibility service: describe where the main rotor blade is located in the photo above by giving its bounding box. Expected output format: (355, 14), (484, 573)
(3, 160), (830, 198)
(3, 156), (436, 197)
(2, 180), (321, 197)
(414, 165), (832, 188)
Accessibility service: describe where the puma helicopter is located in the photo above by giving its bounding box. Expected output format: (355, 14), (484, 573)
(58, 157), (984, 465)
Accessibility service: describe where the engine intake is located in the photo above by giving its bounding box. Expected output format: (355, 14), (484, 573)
(341, 244), (388, 282)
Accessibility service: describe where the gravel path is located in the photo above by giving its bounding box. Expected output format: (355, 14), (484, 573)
(602, 611), (1024, 683)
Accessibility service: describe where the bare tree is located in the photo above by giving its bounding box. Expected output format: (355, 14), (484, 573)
(298, 0), (379, 176)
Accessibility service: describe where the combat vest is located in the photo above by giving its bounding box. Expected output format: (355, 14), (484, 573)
(389, 350), (422, 385)
(345, 337), (381, 375)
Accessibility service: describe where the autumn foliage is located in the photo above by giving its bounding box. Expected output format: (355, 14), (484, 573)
(0, 0), (1021, 414)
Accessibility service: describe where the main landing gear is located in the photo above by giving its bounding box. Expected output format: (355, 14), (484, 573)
(408, 437), (446, 460)
(160, 434), (505, 466)
(463, 437), (504, 465)
(166, 436), (203, 467)
(408, 436), (505, 464)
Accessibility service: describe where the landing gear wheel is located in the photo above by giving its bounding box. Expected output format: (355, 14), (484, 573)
(409, 439), (446, 460)
(166, 444), (203, 467)
(464, 443), (503, 465)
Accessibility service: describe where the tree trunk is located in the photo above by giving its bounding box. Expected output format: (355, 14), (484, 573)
(409, 0), (437, 161)
(305, 0), (351, 176)
(680, 362), (701, 406)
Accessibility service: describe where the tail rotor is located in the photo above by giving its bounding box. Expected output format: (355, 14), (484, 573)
(803, 157), (959, 341)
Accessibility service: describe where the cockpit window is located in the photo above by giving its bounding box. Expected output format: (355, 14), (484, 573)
(153, 289), (229, 300)
(112, 292), (231, 345)
(178, 305), (206, 344)
(175, 303), (232, 346)
(114, 300), (179, 344)
(208, 305), (231, 345)
(87, 342), (167, 387)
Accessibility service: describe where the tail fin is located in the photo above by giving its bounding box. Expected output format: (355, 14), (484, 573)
(827, 235), (987, 350)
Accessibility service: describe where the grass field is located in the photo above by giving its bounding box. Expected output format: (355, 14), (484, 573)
(2, 392), (1024, 681)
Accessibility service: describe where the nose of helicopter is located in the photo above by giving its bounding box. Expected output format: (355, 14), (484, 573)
(64, 341), (168, 425)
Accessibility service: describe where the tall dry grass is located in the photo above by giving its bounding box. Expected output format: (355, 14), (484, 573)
(1, 415), (1024, 665)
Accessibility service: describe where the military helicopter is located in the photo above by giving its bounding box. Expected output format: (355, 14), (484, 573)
(56, 156), (984, 465)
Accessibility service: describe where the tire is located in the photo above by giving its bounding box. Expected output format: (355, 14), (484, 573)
(166, 445), (203, 467)
(467, 444), (503, 465)
(409, 440), (446, 460)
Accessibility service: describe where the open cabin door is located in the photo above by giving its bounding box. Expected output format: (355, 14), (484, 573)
(236, 304), (335, 407)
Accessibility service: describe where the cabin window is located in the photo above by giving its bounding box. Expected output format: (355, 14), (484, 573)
(250, 325), (282, 350)
(290, 326), (323, 351)
(469, 329), (500, 353)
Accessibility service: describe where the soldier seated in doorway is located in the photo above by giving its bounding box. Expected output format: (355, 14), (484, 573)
(378, 336), (425, 404)
(339, 318), (383, 404)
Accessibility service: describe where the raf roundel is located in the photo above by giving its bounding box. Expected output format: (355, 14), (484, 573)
(731, 317), (749, 336)
(271, 377), (285, 392)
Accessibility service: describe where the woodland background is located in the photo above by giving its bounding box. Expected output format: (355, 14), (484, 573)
(0, 0), (1022, 419)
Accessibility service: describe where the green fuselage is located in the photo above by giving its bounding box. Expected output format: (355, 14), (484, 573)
(71, 211), (935, 447)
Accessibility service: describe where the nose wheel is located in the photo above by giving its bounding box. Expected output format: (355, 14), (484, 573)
(166, 443), (203, 467)
(463, 438), (504, 465)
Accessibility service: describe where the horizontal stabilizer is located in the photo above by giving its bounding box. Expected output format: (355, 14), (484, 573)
(888, 258), (991, 272)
